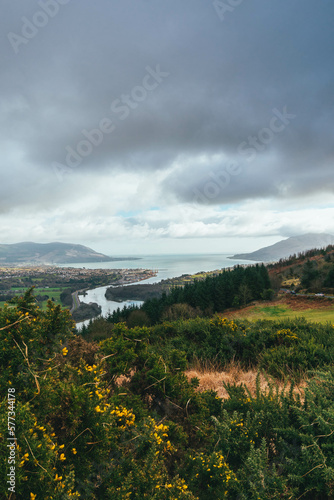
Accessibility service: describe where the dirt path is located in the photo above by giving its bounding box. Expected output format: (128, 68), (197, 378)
(70, 290), (80, 313)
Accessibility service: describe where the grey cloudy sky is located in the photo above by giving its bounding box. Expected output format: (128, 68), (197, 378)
(1, 0), (334, 255)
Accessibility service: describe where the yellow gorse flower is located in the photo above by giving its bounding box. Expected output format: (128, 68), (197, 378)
(85, 364), (97, 372)
(110, 406), (136, 428)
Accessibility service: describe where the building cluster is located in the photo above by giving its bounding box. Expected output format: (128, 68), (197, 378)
(0, 266), (156, 284)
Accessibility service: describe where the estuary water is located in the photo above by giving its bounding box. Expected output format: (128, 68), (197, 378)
(66, 254), (254, 281)
(74, 254), (255, 325)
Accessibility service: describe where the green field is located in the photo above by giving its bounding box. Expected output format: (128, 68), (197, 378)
(0, 287), (65, 310)
(227, 302), (334, 323)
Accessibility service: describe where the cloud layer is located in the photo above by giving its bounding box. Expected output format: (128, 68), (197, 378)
(1, 0), (334, 252)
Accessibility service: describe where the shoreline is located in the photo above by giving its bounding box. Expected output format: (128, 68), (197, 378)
(71, 268), (158, 322)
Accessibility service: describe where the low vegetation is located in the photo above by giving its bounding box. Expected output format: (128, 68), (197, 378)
(2, 286), (334, 498)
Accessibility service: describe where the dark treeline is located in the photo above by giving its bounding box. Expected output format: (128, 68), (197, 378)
(105, 282), (164, 302)
(0, 292), (15, 302)
(106, 264), (272, 325)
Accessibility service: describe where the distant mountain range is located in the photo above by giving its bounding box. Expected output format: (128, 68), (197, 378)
(230, 233), (334, 262)
(0, 242), (116, 264)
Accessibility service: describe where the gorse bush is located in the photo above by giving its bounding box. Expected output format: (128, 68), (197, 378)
(133, 315), (334, 381)
(2, 289), (334, 498)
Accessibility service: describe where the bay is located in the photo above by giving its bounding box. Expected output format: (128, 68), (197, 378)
(64, 253), (254, 281)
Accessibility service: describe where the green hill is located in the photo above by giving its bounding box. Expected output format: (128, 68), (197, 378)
(0, 241), (113, 264)
(267, 243), (334, 293)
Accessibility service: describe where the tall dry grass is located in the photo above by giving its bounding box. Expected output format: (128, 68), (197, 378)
(185, 360), (307, 399)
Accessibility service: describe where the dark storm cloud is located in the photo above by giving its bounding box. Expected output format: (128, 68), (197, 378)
(1, 0), (333, 209)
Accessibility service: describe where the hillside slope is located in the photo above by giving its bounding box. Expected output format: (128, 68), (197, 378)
(0, 242), (113, 264)
(230, 233), (334, 262)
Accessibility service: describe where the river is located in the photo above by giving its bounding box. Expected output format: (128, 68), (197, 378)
(75, 253), (255, 327)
